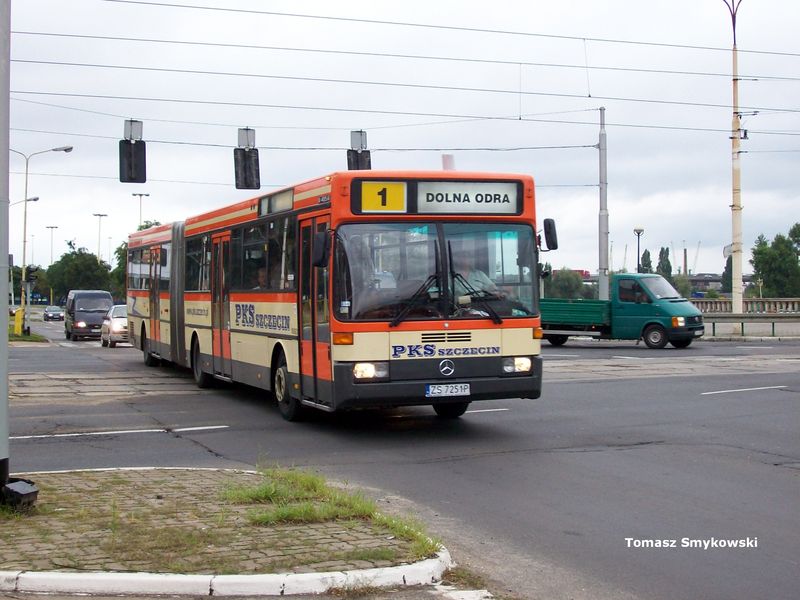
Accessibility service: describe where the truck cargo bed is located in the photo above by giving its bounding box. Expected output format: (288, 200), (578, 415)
(540, 298), (611, 327)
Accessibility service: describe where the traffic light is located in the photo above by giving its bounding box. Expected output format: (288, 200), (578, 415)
(234, 147), (260, 189)
(24, 266), (39, 282)
(347, 149), (371, 170)
(119, 140), (147, 183)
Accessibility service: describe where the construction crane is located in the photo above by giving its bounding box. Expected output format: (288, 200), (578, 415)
(691, 241), (701, 274)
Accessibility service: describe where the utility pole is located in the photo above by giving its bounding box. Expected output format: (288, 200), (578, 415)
(598, 107), (609, 300)
(1, 0), (11, 492)
(724, 0), (744, 314)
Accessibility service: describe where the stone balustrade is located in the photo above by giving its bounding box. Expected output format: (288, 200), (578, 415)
(691, 298), (800, 314)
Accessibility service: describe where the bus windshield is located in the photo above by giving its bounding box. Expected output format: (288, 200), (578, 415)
(333, 222), (537, 322)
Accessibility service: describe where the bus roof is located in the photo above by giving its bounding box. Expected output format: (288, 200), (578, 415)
(130, 170), (536, 242)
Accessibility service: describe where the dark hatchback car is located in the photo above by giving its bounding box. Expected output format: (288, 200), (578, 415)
(43, 305), (65, 321)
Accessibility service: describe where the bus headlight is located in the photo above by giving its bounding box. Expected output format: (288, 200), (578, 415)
(672, 316), (685, 328)
(353, 362), (389, 381)
(502, 356), (532, 374)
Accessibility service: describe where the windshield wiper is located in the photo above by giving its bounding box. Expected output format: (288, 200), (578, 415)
(448, 243), (503, 324)
(389, 274), (438, 327)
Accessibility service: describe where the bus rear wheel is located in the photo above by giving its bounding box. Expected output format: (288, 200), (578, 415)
(142, 331), (160, 366)
(433, 401), (470, 419)
(191, 339), (212, 388)
(274, 358), (303, 422)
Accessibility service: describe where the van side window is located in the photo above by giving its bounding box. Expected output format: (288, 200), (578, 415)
(618, 279), (637, 303)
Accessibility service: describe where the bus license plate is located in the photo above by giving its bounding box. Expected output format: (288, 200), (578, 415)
(425, 383), (470, 398)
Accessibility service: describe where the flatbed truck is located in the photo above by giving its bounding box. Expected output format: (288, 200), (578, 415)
(541, 273), (704, 348)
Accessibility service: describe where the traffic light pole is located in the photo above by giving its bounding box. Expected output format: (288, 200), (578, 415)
(1, 0), (11, 490)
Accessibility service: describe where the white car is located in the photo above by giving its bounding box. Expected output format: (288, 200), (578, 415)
(100, 305), (128, 348)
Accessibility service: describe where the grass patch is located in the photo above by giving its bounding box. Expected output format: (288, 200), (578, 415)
(328, 583), (386, 598)
(8, 324), (48, 342)
(224, 466), (441, 561)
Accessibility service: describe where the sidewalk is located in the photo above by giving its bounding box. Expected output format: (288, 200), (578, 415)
(0, 468), (452, 596)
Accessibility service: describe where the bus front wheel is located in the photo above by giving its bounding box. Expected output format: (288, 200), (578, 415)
(274, 359), (303, 422)
(433, 402), (470, 419)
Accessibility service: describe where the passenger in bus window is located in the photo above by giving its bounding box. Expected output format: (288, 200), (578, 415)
(251, 266), (267, 289)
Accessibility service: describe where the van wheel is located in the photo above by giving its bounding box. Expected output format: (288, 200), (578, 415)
(670, 339), (692, 349)
(274, 358), (303, 421)
(191, 339), (212, 388)
(434, 402), (470, 418)
(65, 330), (70, 340)
(643, 324), (668, 349)
(109, 340), (117, 349)
(142, 332), (160, 366)
(70, 333), (78, 342)
(101, 337), (109, 347)
(545, 334), (568, 346)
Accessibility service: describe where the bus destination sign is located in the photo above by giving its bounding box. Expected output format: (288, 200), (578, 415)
(356, 180), (521, 215)
(417, 182), (518, 214)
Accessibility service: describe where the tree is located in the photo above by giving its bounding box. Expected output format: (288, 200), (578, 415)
(721, 256), (732, 294)
(546, 268), (585, 298)
(750, 225), (800, 297)
(673, 273), (691, 298)
(110, 241), (128, 302)
(640, 249), (653, 274)
(656, 247), (672, 282)
(47, 248), (111, 303)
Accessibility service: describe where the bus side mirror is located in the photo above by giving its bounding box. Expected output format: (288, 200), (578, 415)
(312, 231), (330, 267)
(543, 218), (558, 250)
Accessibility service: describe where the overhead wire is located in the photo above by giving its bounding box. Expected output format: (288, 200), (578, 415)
(98, 0), (800, 57)
(11, 58), (798, 114)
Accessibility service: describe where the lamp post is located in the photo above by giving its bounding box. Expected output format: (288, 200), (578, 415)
(93, 213), (108, 262)
(634, 227), (644, 273)
(132, 193), (149, 228)
(9, 146), (73, 328)
(47, 225), (58, 305)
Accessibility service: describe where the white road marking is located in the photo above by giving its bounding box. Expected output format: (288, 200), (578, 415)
(465, 408), (510, 414)
(612, 356), (655, 360)
(11, 425), (229, 440)
(736, 346), (774, 349)
(701, 385), (787, 396)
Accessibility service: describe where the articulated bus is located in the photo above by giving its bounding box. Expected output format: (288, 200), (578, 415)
(127, 170), (557, 421)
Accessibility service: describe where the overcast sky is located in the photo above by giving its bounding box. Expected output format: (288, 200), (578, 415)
(7, 0), (798, 275)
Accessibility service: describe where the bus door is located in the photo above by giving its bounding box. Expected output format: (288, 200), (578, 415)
(149, 246), (161, 350)
(211, 233), (232, 378)
(298, 216), (333, 406)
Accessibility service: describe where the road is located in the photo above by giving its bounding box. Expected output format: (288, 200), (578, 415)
(8, 319), (800, 600)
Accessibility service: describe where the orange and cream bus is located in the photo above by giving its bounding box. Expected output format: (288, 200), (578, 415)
(127, 170), (557, 421)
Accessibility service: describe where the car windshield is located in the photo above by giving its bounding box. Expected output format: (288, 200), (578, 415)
(333, 222), (537, 322)
(111, 306), (127, 318)
(45, 306), (61, 312)
(76, 296), (114, 311)
(641, 276), (682, 300)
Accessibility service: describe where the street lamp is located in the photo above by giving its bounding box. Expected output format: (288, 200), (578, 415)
(47, 225), (58, 305)
(634, 227), (644, 273)
(9, 145), (73, 329)
(132, 192), (149, 228)
(723, 0), (744, 314)
(93, 213), (108, 262)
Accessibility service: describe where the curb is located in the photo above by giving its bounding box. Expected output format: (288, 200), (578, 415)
(1, 467), (454, 596)
(0, 549), (453, 596)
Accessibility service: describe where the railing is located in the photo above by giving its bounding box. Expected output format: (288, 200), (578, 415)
(691, 298), (800, 313)
(702, 313), (800, 337)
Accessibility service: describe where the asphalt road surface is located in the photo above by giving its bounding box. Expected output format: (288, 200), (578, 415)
(8, 320), (800, 600)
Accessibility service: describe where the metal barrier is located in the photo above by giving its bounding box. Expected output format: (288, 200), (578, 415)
(702, 313), (800, 337)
